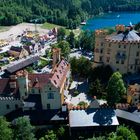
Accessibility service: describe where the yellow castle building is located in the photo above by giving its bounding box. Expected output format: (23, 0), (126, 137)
(93, 25), (140, 74)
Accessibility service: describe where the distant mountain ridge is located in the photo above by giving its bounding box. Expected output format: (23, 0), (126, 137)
(0, 0), (140, 28)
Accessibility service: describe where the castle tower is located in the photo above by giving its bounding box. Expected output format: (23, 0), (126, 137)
(93, 30), (107, 67)
(52, 48), (61, 68)
(16, 70), (29, 100)
(115, 25), (125, 32)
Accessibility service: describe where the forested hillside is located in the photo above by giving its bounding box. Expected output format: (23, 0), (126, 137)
(0, 0), (140, 28)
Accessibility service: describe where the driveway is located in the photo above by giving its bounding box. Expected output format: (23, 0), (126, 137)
(65, 80), (92, 106)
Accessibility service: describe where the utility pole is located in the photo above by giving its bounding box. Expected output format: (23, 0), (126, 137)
(34, 19), (37, 33)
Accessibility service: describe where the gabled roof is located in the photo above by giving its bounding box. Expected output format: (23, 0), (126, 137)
(115, 109), (140, 124)
(0, 78), (19, 97)
(0, 78), (10, 94)
(6, 56), (40, 73)
(50, 59), (70, 88)
(8, 50), (20, 58)
(28, 73), (52, 88)
(10, 46), (22, 52)
(107, 30), (140, 42)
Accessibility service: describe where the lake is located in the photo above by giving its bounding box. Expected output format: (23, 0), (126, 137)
(82, 12), (140, 31)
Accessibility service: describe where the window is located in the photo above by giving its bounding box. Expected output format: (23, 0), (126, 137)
(48, 92), (54, 99)
(15, 104), (18, 109)
(124, 45), (126, 49)
(39, 89), (41, 94)
(54, 80), (57, 85)
(116, 60), (119, 64)
(136, 52), (139, 57)
(130, 66), (133, 69)
(121, 60), (124, 64)
(106, 57), (110, 63)
(116, 68), (119, 71)
(99, 56), (103, 62)
(32, 89), (35, 94)
(47, 104), (50, 109)
(6, 105), (10, 109)
(107, 49), (111, 54)
(101, 42), (103, 46)
(100, 49), (103, 54)
(59, 70), (62, 74)
(49, 87), (52, 90)
(119, 45), (121, 48)
(57, 75), (59, 79)
(25, 92), (27, 96)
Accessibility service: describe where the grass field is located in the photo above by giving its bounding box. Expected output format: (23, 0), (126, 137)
(41, 22), (81, 36)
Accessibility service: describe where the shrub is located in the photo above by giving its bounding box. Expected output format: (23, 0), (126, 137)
(73, 90), (79, 97)
(78, 101), (88, 107)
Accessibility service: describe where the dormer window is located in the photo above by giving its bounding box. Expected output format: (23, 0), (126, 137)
(54, 80), (57, 85)
(57, 75), (59, 79)
(59, 70), (62, 74)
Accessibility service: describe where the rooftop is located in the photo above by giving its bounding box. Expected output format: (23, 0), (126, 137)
(0, 78), (19, 98)
(5, 109), (68, 125)
(107, 30), (140, 42)
(28, 73), (52, 88)
(6, 56), (40, 73)
(115, 109), (140, 124)
(69, 109), (119, 128)
(51, 59), (70, 88)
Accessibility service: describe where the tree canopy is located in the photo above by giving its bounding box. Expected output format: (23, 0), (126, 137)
(70, 56), (92, 78)
(52, 41), (71, 58)
(0, 117), (13, 140)
(0, 0), (140, 27)
(13, 117), (35, 140)
(106, 72), (126, 106)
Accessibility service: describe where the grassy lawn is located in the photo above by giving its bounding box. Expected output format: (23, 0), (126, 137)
(41, 22), (81, 36)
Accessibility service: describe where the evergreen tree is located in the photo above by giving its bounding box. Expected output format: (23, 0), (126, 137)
(57, 28), (66, 42)
(67, 31), (75, 48)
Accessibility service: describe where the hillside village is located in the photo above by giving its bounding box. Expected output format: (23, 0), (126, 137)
(0, 23), (140, 139)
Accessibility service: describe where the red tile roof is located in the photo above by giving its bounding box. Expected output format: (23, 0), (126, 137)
(0, 79), (9, 94)
(28, 74), (52, 88)
(0, 78), (19, 97)
(51, 59), (70, 88)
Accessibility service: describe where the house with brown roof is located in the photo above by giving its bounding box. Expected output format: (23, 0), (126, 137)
(8, 46), (29, 59)
(0, 75), (22, 115)
(16, 58), (70, 110)
(0, 45), (70, 115)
